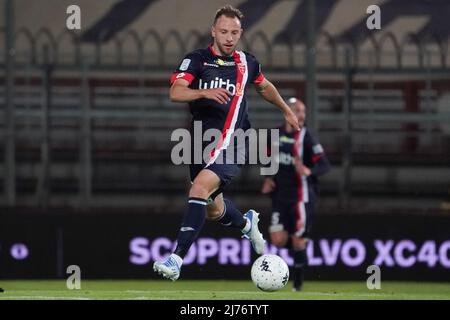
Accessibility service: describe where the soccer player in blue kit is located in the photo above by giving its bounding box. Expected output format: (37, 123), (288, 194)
(261, 97), (331, 291)
(153, 5), (300, 280)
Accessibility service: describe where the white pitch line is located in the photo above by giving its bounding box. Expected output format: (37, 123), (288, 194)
(0, 296), (92, 300)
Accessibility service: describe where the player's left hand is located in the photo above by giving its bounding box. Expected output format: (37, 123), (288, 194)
(284, 109), (300, 131)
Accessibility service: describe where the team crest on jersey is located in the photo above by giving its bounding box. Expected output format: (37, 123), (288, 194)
(238, 63), (246, 75)
(235, 83), (244, 97)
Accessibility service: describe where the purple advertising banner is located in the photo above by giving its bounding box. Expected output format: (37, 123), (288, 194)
(129, 237), (450, 269)
(1, 212), (449, 280)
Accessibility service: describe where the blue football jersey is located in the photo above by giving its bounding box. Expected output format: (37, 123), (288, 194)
(269, 126), (331, 204)
(170, 45), (264, 133)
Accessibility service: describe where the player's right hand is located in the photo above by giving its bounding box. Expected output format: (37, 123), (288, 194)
(261, 177), (276, 194)
(201, 88), (233, 104)
(284, 109), (300, 131)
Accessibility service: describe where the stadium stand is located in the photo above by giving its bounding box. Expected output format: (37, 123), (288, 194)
(1, 0), (449, 215)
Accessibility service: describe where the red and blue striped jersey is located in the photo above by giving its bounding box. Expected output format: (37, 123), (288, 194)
(269, 126), (331, 203)
(170, 45), (265, 135)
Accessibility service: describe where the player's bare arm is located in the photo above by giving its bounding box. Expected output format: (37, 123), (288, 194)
(255, 78), (300, 131)
(170, 79), (233, 104)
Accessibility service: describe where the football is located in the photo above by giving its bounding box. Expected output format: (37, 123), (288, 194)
(251, 254), (289, 292)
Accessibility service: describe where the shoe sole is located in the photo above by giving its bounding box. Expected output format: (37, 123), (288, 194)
(153, 263), (179, 281)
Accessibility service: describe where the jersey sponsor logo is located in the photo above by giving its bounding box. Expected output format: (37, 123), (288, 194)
(313, 144), (324, 154)
(179, 59), (191, 71)
(203, 62), (219, 68)
(215, 58), (235, 67)
(278, 152), (295, 165)
(199, 77), (236, 95)
(280, 136), (295, 144)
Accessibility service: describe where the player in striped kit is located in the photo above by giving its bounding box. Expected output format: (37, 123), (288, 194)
(262, 97), (331, 291)
(153, 5), (300, 281)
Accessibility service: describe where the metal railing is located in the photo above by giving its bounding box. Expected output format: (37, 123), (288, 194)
(1, 29), (450, 213)
(1, 28), (449, 70)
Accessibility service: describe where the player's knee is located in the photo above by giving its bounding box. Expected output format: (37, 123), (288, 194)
(270, 232), (288, 248)
(189, 182), (210, 199)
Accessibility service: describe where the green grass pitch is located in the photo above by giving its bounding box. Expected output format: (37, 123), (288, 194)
(0, 280), (449, 300)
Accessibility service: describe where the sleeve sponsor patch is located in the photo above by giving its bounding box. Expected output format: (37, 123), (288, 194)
(170, 72), (195, 85)
(179, 59), (191, 71)
(313, 144), (324, 154)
